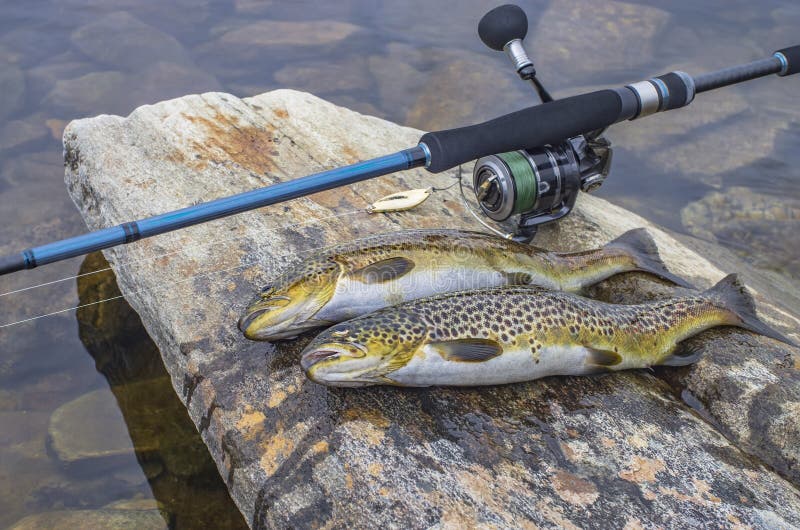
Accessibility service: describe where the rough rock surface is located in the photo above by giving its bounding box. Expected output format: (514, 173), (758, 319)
(64, 89), (800, 528)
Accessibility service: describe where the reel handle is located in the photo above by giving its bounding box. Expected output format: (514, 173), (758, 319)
(478, 4), (528, 51)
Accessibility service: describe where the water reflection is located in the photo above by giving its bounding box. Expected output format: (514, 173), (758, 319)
(72, 252), (248, 529)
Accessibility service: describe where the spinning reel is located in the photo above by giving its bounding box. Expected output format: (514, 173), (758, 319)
(466, 5), (613, 242)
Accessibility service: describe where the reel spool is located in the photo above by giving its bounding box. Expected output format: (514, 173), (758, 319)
(469, 136), (610, 242)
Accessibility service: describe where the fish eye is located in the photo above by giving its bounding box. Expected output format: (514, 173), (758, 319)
(260, 284), (273, 294)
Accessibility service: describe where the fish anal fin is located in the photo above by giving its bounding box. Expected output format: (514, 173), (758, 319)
(661, 342), (705, 367)
(351, 257), (415, 284)
(585, 347), (623, 369)
(430, 339), (503, 362)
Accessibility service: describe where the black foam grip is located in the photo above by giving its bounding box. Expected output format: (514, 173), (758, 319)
(655, 72), (689, 110)
(478, 4), (528, 51)
(0, 253), (27, 275)
(776, 45), (800, 76)
(420, 89), (623, 173)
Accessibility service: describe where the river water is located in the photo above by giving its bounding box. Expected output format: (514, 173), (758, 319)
(0, 0), (797, 527)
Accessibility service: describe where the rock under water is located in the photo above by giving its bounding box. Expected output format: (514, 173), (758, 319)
(63, 88), (800, 528)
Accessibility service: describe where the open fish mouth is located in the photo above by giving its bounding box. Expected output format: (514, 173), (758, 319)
(238, 296), (298, 339)
(300, 349), (341, 371)
(238, 308), (267, 333)
(301, 343), (367, 368)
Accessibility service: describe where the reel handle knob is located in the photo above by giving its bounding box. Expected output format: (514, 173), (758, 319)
(478, 4), (528, 51)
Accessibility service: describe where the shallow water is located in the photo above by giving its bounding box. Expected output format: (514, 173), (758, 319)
(0, 0), (798, 527)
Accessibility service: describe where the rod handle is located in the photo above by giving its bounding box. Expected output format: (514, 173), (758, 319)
(419, 89), (628, 173)
(776, 45), (800, 76)
(0, 253), (28, 275)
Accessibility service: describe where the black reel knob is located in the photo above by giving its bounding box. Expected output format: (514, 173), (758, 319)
(478, 4), (553, 103)
(478, 4), (529, 51)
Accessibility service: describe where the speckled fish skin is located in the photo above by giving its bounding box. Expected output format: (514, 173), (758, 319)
(239, 228), (690, 340)
(300, 274), (794, 387)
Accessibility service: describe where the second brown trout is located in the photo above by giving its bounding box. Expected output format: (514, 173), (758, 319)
(300, 275), (795, 387)
(240, 228), (690, 340)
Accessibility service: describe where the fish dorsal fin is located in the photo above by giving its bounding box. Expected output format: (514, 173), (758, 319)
(429, 339), (503, 362)
(586, 347), (622, 368)
(350, 257), (415, 284)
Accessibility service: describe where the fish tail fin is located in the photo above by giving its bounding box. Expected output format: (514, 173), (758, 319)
(703, 274), (797, 347)
(605, 228), (693, 288)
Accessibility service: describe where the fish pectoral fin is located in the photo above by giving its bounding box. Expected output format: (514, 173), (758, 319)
(351, 257), (415, 284)
(660, 341), (705, 366)
(429, 339), (503, 362)
(585, 347), (623, 370)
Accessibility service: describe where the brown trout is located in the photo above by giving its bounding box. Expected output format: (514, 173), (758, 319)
(240, 228), (690, 340)
(300, 274), (794, 387)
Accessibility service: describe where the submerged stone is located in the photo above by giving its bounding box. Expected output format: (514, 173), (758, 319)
(532, 0), (670, 85)
(70, 12), (190, 72)
(0, 61), (25, 120)
(44, 71), (131, 117)
(218, 20), (361, 49)
(405, 49), (532, 131)
(8, 508), (167, 530)
(48, 387), (139, 465)
(274, 57), (369, 95)
(63, 89), (800, 528)
(74, 257), (249, 529)
(0, 114), (49, 151)
(681, 186), (800, 279)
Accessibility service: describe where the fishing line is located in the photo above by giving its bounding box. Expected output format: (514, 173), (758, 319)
(0, 259), (255, 329)
(0, 167), (461, 299)
(0, 209), (368, 298)
(0, 204), (427, 329)
(457, 165), (514, 240)
(0, 236), (340, 329)
(0, 168), (464, 326)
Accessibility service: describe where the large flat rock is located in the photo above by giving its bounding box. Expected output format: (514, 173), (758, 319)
(64, 89), (800, 528)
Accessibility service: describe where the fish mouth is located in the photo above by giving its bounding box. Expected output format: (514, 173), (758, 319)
(238, 308), (267, 334)
(300, 349), (341, 371)
(238, 295), (317, 340)
(301, 343), (367, 368)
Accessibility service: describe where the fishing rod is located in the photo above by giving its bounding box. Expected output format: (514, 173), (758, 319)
(1, 4), (798, 276)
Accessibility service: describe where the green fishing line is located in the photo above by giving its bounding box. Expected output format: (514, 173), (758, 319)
(497, 151), (537, 215)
